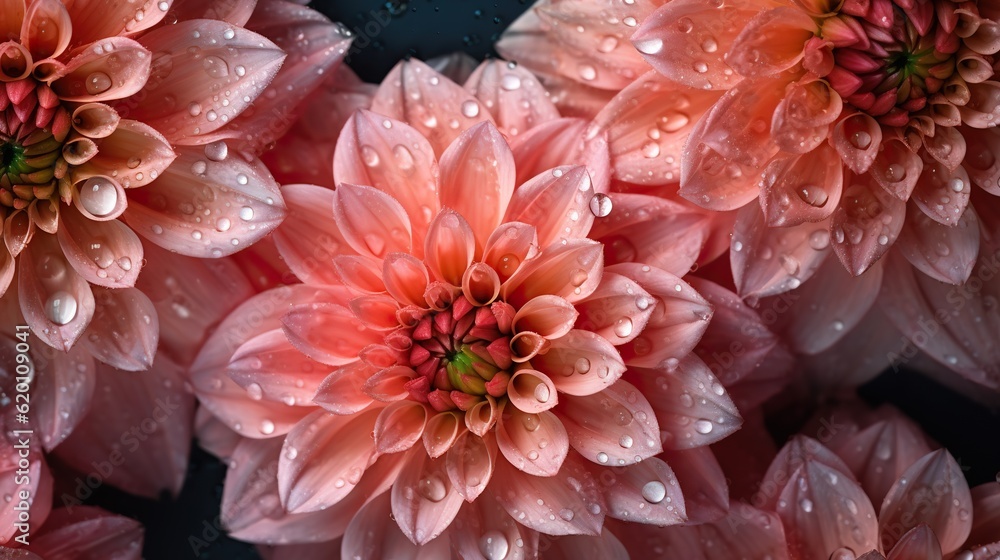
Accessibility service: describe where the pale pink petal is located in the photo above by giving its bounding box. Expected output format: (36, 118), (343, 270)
(756, 436), (856, 511)
(449, 494), (540, 560)
(495, 403), (568, 477)
(28, 341), (94, 451)
(482, 221), (539, 282)
(0, 0), (25, 43)
(759, 145), (844, 227)
(271, 184), (354, 285)
(513, 295), (578, 340)
(278, 408), (382, 513)
(592, 71), (721, 185)
(18, 235), (95, 351)
(507, 117), (611, 194)
(194, 407), (240, 460)
(898, 204), (979, 284)
(350, 294), (401, 331)
(968, 483), (1000, 547)
(832, 113), (883, 173)
(501, 238), (603, 307)
(589, 193), (711, 277)
(437, 121), (516, 248)
(74, 120), (176, 189)
(777, 461), (879, 559)
(0, 437), (52, 544)
(27, 506), (143, 560)
(597, 457), (686, 525)
(167, 0), (256, 26)
(371, 59), (494, 155)
(911, 159), (972, 226)
(332, 182), (412, 259)
(423, 411), (463, 459)
(492, 452), (605, 536)
(532, 329), (626, 396)
(57, 210), (142, 288)
(332, 111), (440, 242)
(879, 450), (973, 555)
(363, 365), (414, 403)
(887, 525), (943, 560)
(963, 127), (1000, 195)
(871, 138), (923, 199)
(20, 0), (70, 60)
(52, 357), (193, 498)
(424, 209), (475, 285)
(924, 126), (966, 172)
(344, 493), (432, 558)
(282, 302), (380, 367)
(608, 263), (712, 367)
(506, 369), (559, 414)
(79, 287), (157, 370)
(632, 0), (760, 90)
(335, 255), (386, 293)
(131, 21), (284, 141)
(771, 80), (843, 154)
(124, 146), (285, 257)
(545, 529), (631, 560)
(728, 7), (816, 76)
(313, 361), (375, 415)
(374, 400), (427, 454)
(464, 59), (561, 137)
(831, 174), (907, 275)
(380, 252), (428, 307)
(50, 37), (150, 102)
(228, 329), (329, 407)
(445, 431), (496, 501)
(680, 141), (766, 211)
(66, 0), (171, 44)
(658, 447), (729, 524)
(391, 446), (465, 545)
(504, 165), (595, 248)
(556, 379), (661, 466)
(465, 395), (499, 437)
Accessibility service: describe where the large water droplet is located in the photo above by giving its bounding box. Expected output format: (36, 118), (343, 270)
(246, 382), (263, 400)
(693, 419), (713, 434)
(635, 38), (663, 55)
(533, 383), (550, 403)
(205, 140), (229, 162)
(203, 55), (229, 78)
(417, 474), (448, 502)
(613, 317), (633, 338)
(479, 530), (510, 560)
(461, 100), (481, 118)
(589, 193), (613, 217)
(501, 73), (522, 90)
(361, 145), (380, 167)
(79, 178), (118, 216)
(85, 72), (112, 95)
(46, 291), (78, 325)
(797, 184), (829, 207)
(641, 481), (667, 504)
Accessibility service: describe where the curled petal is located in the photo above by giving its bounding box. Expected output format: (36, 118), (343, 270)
(423, 410), (463, 458)
(21, 0), (71, 60)
(343, 493), (441, 557)
(871, 138), (923, 199)
(424, 209), (475, 285)
(513, 295), (578, 340)
(557, 379), (662, 466)
(482, 221), (538, 282)
(496, 404), (568, 477)
(924, 126), (966, 171)
(18, 235), (95, 351)
(446, 431), (497, 502)
(51, 37), (150, 102)
(759, 145), (844, 227)
(465, 394), (499, 437)
(228, 329), (329, 406)
(963, 127), (1000, 195)
(363, 365), (415, 402)
(70, 103), (120, 138)
(333, 182), (412, 259)
(958, 81), (1000, 128)
(887, 525), (942, 560)
(374, 400), (427, 454)
(66, 0), (171, 43)
(74, 120), (176, 189)
(335, 255), (385, 293)
(391, 447), (464, 545)
(282, 303), (380, 367)
(574, 272), (654, 345)
(504, 165), (595, 248)
(532, 329), (626, 396)
(507, 369), (558, 414)
(81, 287), (158, 371)
(831, 175), (907, 275)
(832, 113), (883, 173)
(461, 262), (500, 306)
(384, 252), (430, 306)
(727, 7), (816, 76)
(313, 361), (376, 415)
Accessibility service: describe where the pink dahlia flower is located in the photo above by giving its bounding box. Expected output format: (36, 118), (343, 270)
(0, 0), (351, 366)
(1, 505), (143, 558)
(191, 61), (748, 553)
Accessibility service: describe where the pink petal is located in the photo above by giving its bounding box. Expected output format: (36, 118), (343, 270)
(832, 113), (883, 173)
(427, 52), (479, 83)
(131, 21), (284, 141)
(167, 0), (256, 26)
(887, 525), (943, 560)
(556, 379), (661, 466)
(495, 403), (568, 477)
(445, 431), (496, 501)
(588, 193), (711, 277)
(627, 355), (741, 449)
(278, 408), (382, 513)
(28, 341), (95, 451)
(506, 369), (559, 414)
(492, 452), (606, 536)
(501, 238), (603, 308)
(959, 81), (1000, 127)
(598, 457), (687, 525)
(608, 263), (712, 367)
(831, 174), (907, 275)
(350, 294), (401, 331)
(508, 117), (611, 194)
(344, 493), (437, 557)
(924, 126), (966, 172)
(963, 127), (1000, 195)
(680, 141), (765, 211)
(449, 497), (541, 560)
(897, 204), (979, 284)
(771, 80), (843, 154)
(513, 295), (578, 340)
(79, 287), (158, 370)
(332, 182), (412, 259)
(437, 121), (516, 248)
(871, 138), (923, 199)
(74, 120), (176, 189)
(332, 111), (440, 243)
(757, 436), (856, 510)
(363, 365), (415, 403)
(18, 235), (95, 351)
(0, 0), (25, 47)
(482, 221), (539, 282)
(911, 158), (971, 226)
(383, 252), (430, 306)
(124, 147), (285, 257)
(777, 461), (879, 559)
(334, 255), (386, 294)
(462, 262), (501, 305)
(532, 329), (626, 396)
(228, 329), (330, 407)
(632, 0), (759, 90)
(194, 407), (240, 460)
(313, 361), (375, 415)
(0, 244), (13, 298)
(50, 37), (150, 103)
(878, 450), (973, 555)
(27, 506), (143, 560)
(545, 529), (630, 560)
(423, 411), (464, 459)
(658, 447), (729, 524)
(52, 358), (194, 498)
(968, 483), (1000, 548)
(374, 401), (428, 454)
(424, 209), (475, 285)
(799, 304), (903, 388)
(371, 59), (494, 156)
(0, 438), (51, 544)
(391, 446), (465, 545)
(759, 145), (844, 227)
(271, 184), (353, 285)
(593, 72), (720, 185)
(464, 59), (561, 137)
(21, 0), (71, 60)
(57, 211), (142, 289)
(282, 302), (380, 367)
(504, 165), (596, 248)
(727, 7), (816, 76)
(66, 0), (171, 44)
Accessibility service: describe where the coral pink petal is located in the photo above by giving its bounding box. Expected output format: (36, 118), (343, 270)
(313, 361), (375, 415)
(573, 272), (653, 345)
(57, 210), (142, 288)
(832, 113), (883, 173)
(609, 263), (712, 367)
(532, 329), (626, 396)
(445, 431), (496, 501)
(65, 0), (170, 44)
(508, 117), (611, 194)
(593, 72), (720, 186)
(772, 80), (843, 154)
(658, 447), (729, 524)
(962, 127), (1000, 195)
(124, 147), (285, 257)
(449, 493), (540, 560)
(759, 145), (844, 227)
(831, 174), (906, 275)
(424, 209), (475, 285)
(496, 404), (568, 477)
(600, 457), (686, 526)
(897, 204), (979, 284)
(75, 120), (176, 189)
(334, 255), (386, 294)
(504, 165), (595, 248)
(632, 0), (760, 90)
(777, 460), (879, 559)
(758, 436), (856, 510)
(0, 243), (13, 298)
(278, 408), (382, 513)
(18, 235), (95, 351)
(492, 453), (605, 536)
(728, 7), (816, 76)
(512, 295), (578, 340)
(0, 435), (52, 544)
(556, 379), (661, 466)
(482, 221), (538, 282)
(344, 493), (438, 557)
(350, 294), (402, 331)
(282, 302), (380, 367)
(546, 529), (630, 560)
(383, 252), (430, 306)
(391, 446), (465, 545)
(691, 76), (788, 168)
(332, 111), (440, 243)
(464, 59), (561, 137)
(52, 358), (193, 498)
(924, 126), (966, 171)
(878, 450), (973, 555)
(363, 365), (416, 402)
(80, 287), (158, 370)
(437, 121), (516, 249)
(627, 355), (741, 449)
(959, 81), (1000, 127)
(51, 37), (151, 102)
(501, 238), (603, 307)
(167, 0), (256, 26)
(373, 400), (427, 454)
(194, 407), (240, 460)
(887, 525), (943, 560)
(132, 21), (284, 141)
(332, 182), (412, 259)
(680, 141), (766, 211)
(423, 411), (463, 459)
(911, 159), (971, 226)
(272, 184), (354, 285)
(228, 329), (330, 406)
(0, 0), (26, 43)
(871, 138), (923, 199)
(589, 193), (710, 277)
(27, 341), (95, 451)
(21, 0), (70, 60)
(371, 59), (494, 156)
(27, 506), (143, 560)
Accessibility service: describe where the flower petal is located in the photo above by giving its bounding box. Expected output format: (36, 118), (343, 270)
(658, 447), (729, 524)
(503, 165), (596, 248)
(423, 411), (463, 459)
(424, 209), (475, 285)
(911, 158), (971, 226)
(532, 329), (626, 396)
(887, 525), (943, 560)
(21, 0), (71, 61)
(51, 37), (151, 103)
(449, 496), (540, 560)
(374, 400), (427, 454)
(18, 234), (95, 351)
(26, 507), (143, 560)
(496, 404), (568, 477)
(759, 145), (844, 227)
(871, 138), (923, 199)
(501, 238), (603, 307)
(507, 369), (559, 414)
(508, 117), (611, 194)
(74, 120), (176, 189)
(28, 341), (95, 451)
(445, 431), (497, 502)
(313, 361), (375, 415)
(391, 446), (465, 545)
(464, 59), (561, 137)
(57, 208), (143, 289)
(600, 457), (687, 526)
(79, 287), (157, 370)
(344, 493), (444, 557)
(271, 184), (354, 285)
(65, 0), (171, 44)
(897, 204), (979, 284)
(728, 7), (816, 76)
(282, 302), (380, 367)
(228, 329), (330, 407)
(332, 182), (412, 259)
(557, 379), (662, 466)
(963, 127), (1000, 195)
(513, 295), (578, 340)
(832, 174), (907, 275)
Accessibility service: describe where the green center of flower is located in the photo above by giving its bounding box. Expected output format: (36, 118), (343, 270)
(445, 345), (501, 396)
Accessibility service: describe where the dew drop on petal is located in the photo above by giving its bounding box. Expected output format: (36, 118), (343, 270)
(461, 100), (481, 118)
(533, 383), (550, 403)
(259, 419), (275, 435)
(85, 72), (112, 95)
(417, 474), (448, 502)
(79, 178), (118, 216)
(613, 317), (633, 338)
(693, 419), (713, 434)
(479, 531), (509, 560)
(45, 291), (78, 325)
(634, 38), (663, 55)
(589, 193), (613, 217)
(205, 140), (229, 162)
(641, 481), (666, 504)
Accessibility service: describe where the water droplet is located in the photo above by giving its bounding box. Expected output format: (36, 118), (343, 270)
(799, 498), (813, 512)
(635, 38), (663, 55)
(522, 414), (540, 432)
(188, 102), (202, 117)
(642, 481), (666, 504)
(701, 38), (718, 53)
(619, 435), (633, 448)
(798, 184), (828, 207)
(479, 531), (510, 560)
(216, 217), (232, 232)
(808, 229), (830, 250)
(417, 474), (448, 502)
(117, 257), (132, 271)
(85, 72), (112, 94)
(500, 73), (522, 90)
(239, 206), (254, 221)
(886, 163), (906, 182)
(597, 452), (609, 463)
(693, 61), (709, 73)
(259, 419), (275, 435)
(236, 174), (249, 185)
(79, 178), (118, 216)
(45, 291), (78, 325)
(461, 100), (480, 118)
(641, 141), (660, 158)
(949, 177), (966, 192)
(559, 508), (575, 521)
(223, 28), (235, 40)
(203, 55), (229, 78)
(205, 140), (228, 162)
(614, 317), (633, 338)
(191, 160), (208, 175)
(361, 145), (380, 167)
(578, 64), (597, 81)
(589, 193), (613, 217)
(693, 419), (713, 434)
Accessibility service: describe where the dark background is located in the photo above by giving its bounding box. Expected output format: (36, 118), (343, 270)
(79, 1), (1000, 559)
